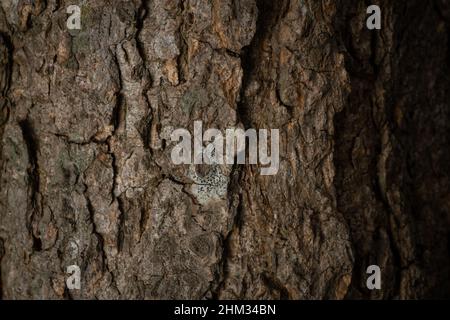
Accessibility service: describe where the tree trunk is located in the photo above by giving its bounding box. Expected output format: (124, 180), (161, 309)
(0, 0), (449, 299)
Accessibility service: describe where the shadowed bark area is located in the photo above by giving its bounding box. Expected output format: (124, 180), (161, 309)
(0, 0), (449, 299)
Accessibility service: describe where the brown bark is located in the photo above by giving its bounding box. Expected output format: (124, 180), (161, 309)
(0, 0), (449, 299)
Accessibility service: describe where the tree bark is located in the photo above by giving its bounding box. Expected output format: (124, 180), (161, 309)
(0, 0), (449, 299)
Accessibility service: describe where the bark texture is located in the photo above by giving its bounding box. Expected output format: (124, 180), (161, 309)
(0, 0), (449, 299)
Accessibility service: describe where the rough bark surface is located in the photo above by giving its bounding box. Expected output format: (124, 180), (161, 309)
(0, 0), (449, 299)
